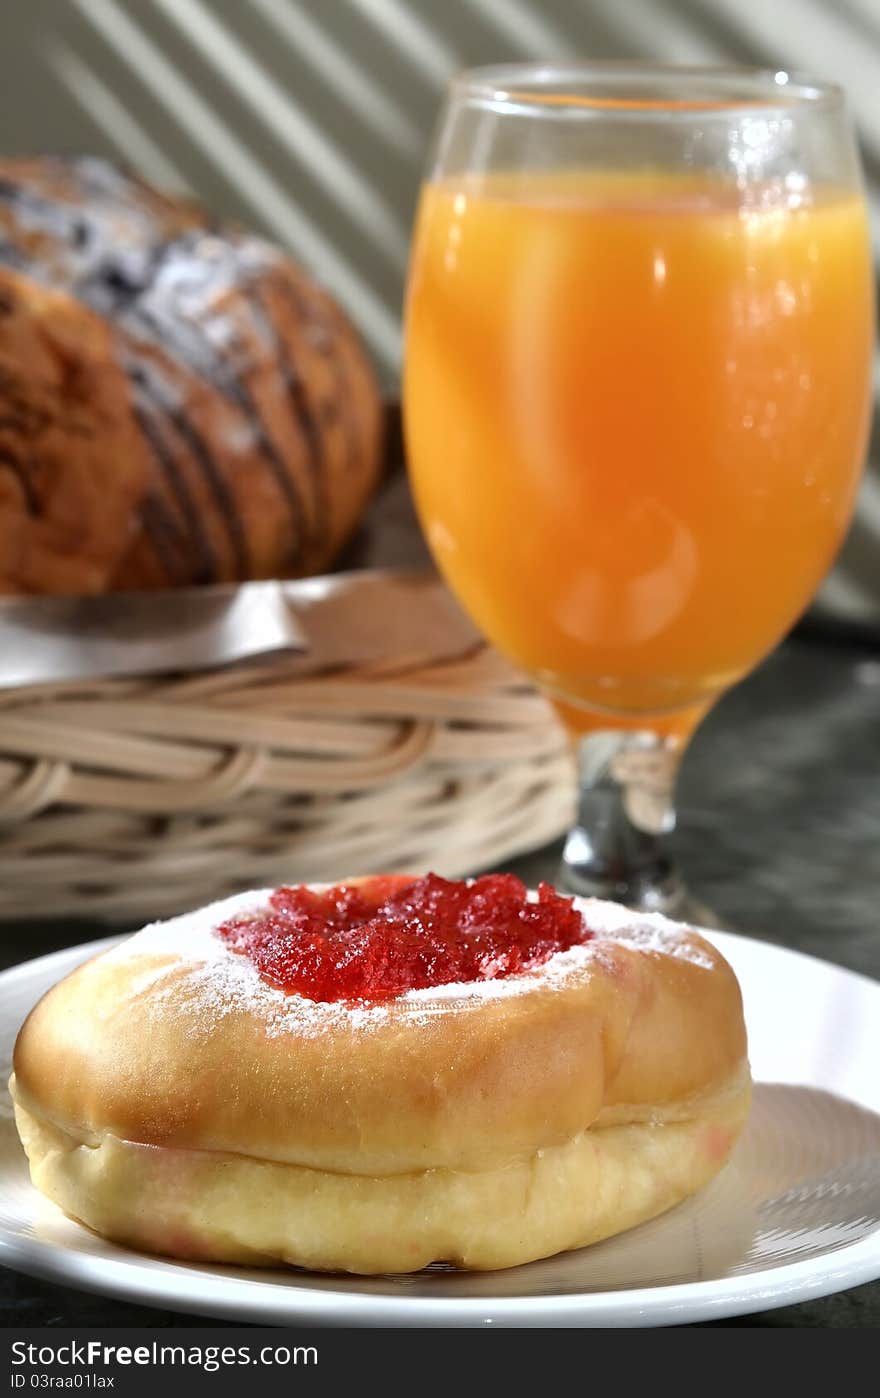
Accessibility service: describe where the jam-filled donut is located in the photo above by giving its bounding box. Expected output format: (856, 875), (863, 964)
(10, 874), (750, 1274)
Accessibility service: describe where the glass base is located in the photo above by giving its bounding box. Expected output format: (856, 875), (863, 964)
(557, 723), (722, 929)
(557, 840), (721, 928)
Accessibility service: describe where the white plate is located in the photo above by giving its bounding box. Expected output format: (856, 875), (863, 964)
(1, 930), (879, 1327)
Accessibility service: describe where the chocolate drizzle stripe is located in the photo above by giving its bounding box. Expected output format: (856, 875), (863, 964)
(130, 400), (217, 584)
(246, 282), (326, 559)
(161, 400), (250, 579)
(274, 274), (359, 489)
(190, 312), (307, 560)
(80, 239), (174, 316)
(0, 448), (39, 516)
(129, 302), (307, 568)
(129, 364), (249, 578)
(137, 490), (192, 583)
(322, 307), (359, 480)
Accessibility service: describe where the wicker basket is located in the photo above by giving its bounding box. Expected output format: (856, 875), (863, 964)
(0, 624), (575, 924)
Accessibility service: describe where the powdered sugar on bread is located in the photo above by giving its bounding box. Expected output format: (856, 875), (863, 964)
(98, 885), (716, 1041)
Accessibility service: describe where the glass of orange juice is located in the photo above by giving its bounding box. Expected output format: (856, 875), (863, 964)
(404, 63), (874, 918)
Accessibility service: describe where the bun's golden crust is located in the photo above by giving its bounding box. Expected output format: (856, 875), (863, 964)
(11, 886), (751, 1272)
(11, 1067), (749, 1273)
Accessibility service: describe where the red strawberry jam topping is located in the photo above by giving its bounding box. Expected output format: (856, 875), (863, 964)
(217, 872), (590, 1004)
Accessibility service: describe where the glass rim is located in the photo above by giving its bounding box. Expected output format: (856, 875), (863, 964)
(449, 62), (845, 119)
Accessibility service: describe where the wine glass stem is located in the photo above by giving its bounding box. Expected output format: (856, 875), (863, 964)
(559, 728), (687, 914)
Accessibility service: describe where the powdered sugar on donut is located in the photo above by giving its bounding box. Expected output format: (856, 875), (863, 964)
(569, 896), (717, 968)
(102, 889), (390, 1039)
(99, 886), (717, 1041)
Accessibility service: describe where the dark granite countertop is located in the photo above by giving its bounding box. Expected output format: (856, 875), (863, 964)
(1, 627), (878, 1328)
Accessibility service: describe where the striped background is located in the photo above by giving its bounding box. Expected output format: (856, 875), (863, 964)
(3, 0), (879, 623)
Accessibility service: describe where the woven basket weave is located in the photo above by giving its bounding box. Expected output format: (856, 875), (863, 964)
(0, 634), (575, 924)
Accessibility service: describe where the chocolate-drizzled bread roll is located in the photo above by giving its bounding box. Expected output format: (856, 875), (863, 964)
(0, 156), (384, 593)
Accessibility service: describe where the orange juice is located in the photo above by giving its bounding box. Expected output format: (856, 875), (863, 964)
(403, 173), (873, 718)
